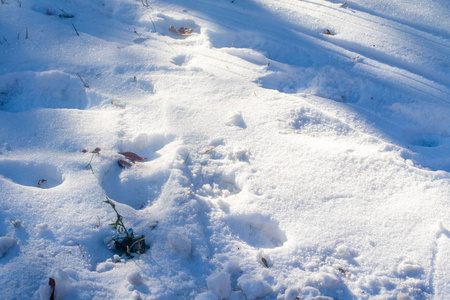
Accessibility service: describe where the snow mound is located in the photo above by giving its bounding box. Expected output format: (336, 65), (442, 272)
(207, 271), (231, 300)
(39, 268), (72, 300)
(168, 230), (192, 258)
(226, 111), (246, 129)
(306, 270), (341, 289)
(397, 260), (423, 277)
(237, 274), (272, 300)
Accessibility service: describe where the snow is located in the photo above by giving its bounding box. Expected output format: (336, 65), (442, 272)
(0, 236), (16, 258)
(0, 0), (449, 299)
(168, 229), (192, 258)
(206, 271), (231, 299)
(237, 274), (272, 300)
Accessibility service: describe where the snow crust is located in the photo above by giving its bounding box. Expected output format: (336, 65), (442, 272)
(0, 0), (449, 299)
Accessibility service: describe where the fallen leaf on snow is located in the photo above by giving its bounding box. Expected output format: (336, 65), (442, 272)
(261, 257), (269, 268)
(49, 278), (56, 300)
(203, 146), (215, 154)
(119, 152), (146, 162)
(111, 100), (125, 108)
(38, 179), (47, 188)
(91, 147), (101, 154)
(118, 159), (132, 169)
(169, 25), (194, 36)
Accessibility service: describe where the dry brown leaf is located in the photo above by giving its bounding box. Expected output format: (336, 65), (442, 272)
(326, 29), (331, 35)
(112, 100), (125, 108)
(169, 25), (194, 36)
(119, 152), (146, 162)
(261, 257), (269, 268)
(91, 147), (101, 154)
(118, 159), (132, 169)
(203, 146), (215, 154)
(49, 278), (56, 300)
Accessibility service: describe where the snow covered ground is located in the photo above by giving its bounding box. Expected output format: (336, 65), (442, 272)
(0, 0), (449, 299)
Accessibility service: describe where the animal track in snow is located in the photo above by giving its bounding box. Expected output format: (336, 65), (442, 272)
(226, 111), (246, 129)
(190, 140), (251, 199)
(150, 13), (200, 39)
(100, 133), (178, 210)
(409, 135), (442, 148)
(207, 29), (314, 68)
(225, 213), (287, 249)
(259, 65), (365, 102)
(0, 160), (64, 189)
(171, 54), (191, 66)
(0, 71), (88, 112)
(287, 107), (356, 138)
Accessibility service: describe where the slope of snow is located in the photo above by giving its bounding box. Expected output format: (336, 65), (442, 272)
(0, 0), (449, 299)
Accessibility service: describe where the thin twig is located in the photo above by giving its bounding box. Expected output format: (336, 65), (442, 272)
(77, 73), (89, 88)
(127, 236), (146, 256)
(38, 179), (47, 188)
(85, 152), (96, 174)
(105, 197), (129, 239)
(149, 17), (157, 33)
(53, 250), (72, 257)
(133, 27), (141, 37)
(72, 23), (79, 36)
(78, 245), (85, 258)
(26, 27), (28, 39)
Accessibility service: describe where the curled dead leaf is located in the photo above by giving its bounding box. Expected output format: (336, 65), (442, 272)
(337, 267), (351, 275)
(38, 179), (47, 188)
(169, 25), (193, 36)
(261, 257), (269, 268)
(49, 278), (56, 300)
(119, 152), (146, 162)
(111, 100), (125, 108)
(91, 147), (101, 154)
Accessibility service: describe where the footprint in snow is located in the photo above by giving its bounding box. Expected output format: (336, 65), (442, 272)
(225, 213), (287, 249)
(0, 160), (64, 189)
(226, 111), (246, 129)
(0, 71), (88, 112)
(101, 133), (178, 210)
(171, 54), (191, 66)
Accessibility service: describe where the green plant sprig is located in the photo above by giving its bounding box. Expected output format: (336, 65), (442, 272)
(104, 197), (129, 239)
